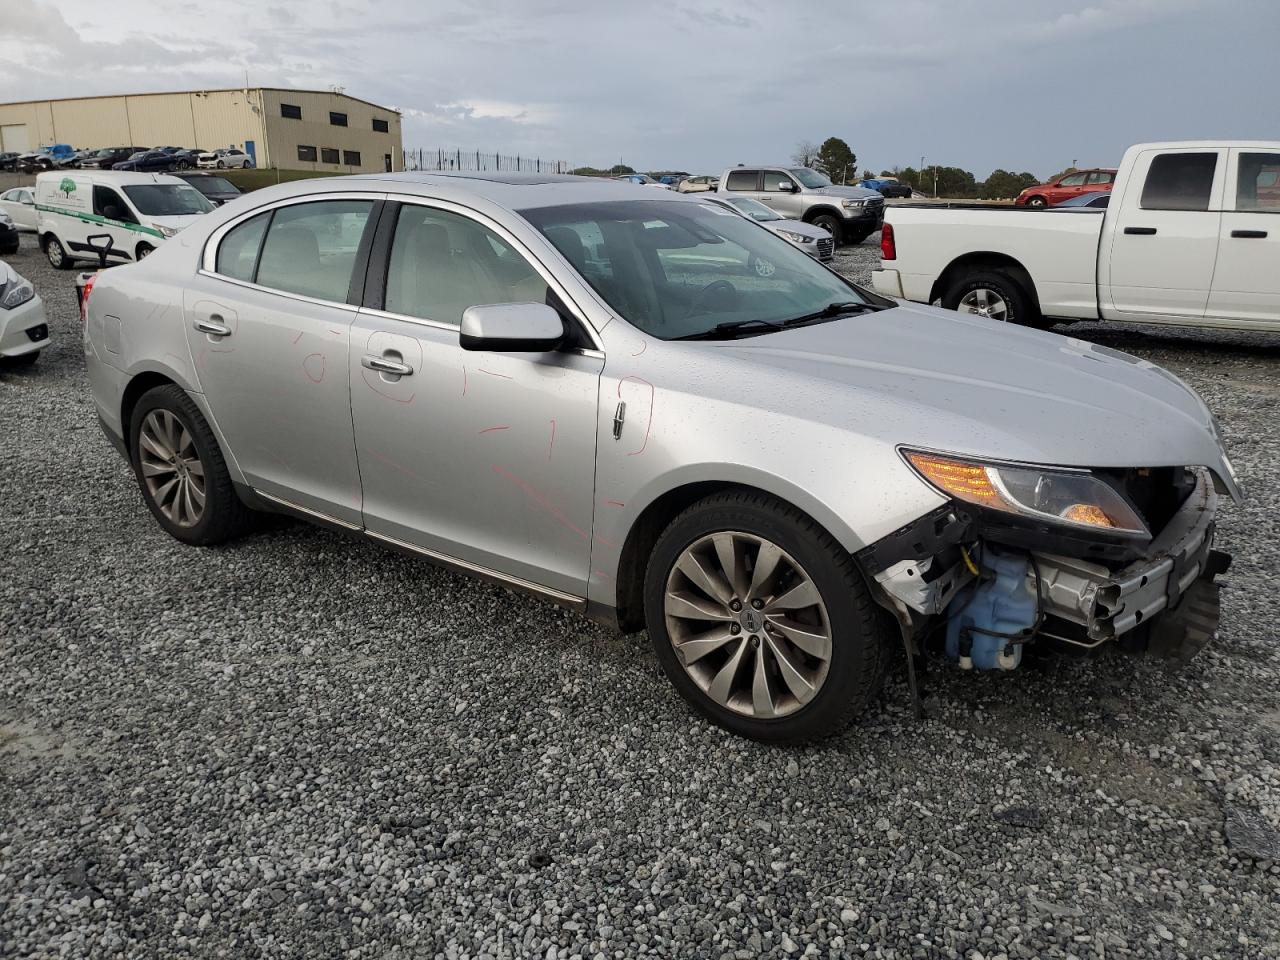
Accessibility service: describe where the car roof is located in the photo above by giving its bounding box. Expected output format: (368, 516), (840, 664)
(335, 171), (701, 209)
(35, 170), (191, 185)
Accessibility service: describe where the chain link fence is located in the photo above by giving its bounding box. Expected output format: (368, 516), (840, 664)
(401, 149), (575, 175)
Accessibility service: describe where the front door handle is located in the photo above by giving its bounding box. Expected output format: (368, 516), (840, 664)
(1230, 229), (1268, 239)
(361, 354), (414, 376)
(193, 317), (232, 337)
(1124, 227), (1157, 236)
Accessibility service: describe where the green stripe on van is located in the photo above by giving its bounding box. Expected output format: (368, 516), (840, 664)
(35, 204), (165, 239)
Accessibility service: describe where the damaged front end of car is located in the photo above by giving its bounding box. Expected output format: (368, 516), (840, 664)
(857, 449), (1234, 708)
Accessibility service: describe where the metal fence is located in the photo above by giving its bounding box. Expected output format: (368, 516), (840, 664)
(401, 149), (575, 175)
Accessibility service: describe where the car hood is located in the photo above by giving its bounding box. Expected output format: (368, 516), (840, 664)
(806, 185), (882, 200)
(148, 214), (205, 232)
(768, 219), (829, 240)
(712, 301), (1241, 501)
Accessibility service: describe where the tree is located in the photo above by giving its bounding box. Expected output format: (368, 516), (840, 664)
(860, 168), (876, 182)
(982, 169), (1040, 199)
(607, 163), (635, 176)
(814, 137), (857, 184)
(792, 140), (819, 168)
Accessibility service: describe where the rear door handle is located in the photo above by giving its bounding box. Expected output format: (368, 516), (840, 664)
(193, 317), (232, 337)
(1230, 229), (1268, 239)
(1124, 227), (1157, 236)
(361, 354), (414, 376)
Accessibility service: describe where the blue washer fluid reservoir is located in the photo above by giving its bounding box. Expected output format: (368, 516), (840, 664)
(944, 548), (1037, 670)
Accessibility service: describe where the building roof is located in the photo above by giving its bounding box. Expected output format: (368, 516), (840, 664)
(0, 87), (400, 115)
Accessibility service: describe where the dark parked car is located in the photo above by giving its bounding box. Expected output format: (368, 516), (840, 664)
(859, 177), (913, 199)
(80, 147), (146, 170)
(0, 152), (22, 172)
(170, 172), (242, 205)
(112, 150), (178, 173)
(158, 146), (202, 169)
(0, 215), (19, 255)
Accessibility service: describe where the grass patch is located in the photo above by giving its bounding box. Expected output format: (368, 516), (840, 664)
(220, 168), (354, 192)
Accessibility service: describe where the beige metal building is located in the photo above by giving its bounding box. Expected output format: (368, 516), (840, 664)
(0, 88), (403, 174)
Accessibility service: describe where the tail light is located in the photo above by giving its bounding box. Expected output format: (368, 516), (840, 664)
(880, 222), (896, 261)
(78, 273), (97, 327)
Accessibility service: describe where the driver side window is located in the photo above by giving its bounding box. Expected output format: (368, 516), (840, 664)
(384, 205), (548, 326)
(762, 171), (795, 192)
(1059, 172), (1088, 186)
(93, 185), (136, 224)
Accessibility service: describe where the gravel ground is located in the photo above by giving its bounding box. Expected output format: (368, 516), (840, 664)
(2, 233), (1278, 959)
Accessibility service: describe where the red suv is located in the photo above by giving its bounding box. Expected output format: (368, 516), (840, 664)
(1016, 168), (1117, 208)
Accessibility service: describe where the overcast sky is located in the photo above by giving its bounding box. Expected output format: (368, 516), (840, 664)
(5, 0), (1277, 178)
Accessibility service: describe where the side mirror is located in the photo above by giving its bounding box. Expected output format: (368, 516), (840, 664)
(460, 302), (565, 353)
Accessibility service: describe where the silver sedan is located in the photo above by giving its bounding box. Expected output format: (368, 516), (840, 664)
(699, 194), (834, 264)
(83, 173), (1239, 743)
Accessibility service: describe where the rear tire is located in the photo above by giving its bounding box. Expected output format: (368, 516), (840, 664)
(129, 384), (254, 546)
(644, 490), (889, 744)
(810, 213), (842, 245)
(943, 269), (1044, 328)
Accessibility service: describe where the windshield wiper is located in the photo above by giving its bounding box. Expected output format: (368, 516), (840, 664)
(675, 319), (786, 341)
(782, 300), (881, 327)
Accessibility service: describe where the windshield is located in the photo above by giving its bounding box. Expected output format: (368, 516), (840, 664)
(186, 176), (237, 195)
(725, 197), (782, 221)
(790, 168), (833, 189)
(122, 184), (215, 217)
(521, 198), (876, 340)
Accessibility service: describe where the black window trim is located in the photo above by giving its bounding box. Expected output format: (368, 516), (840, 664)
(280, 102), (302, 120)
(360, 195), (603, 352)
(343, 150), (362, 166)
(329, 111), (348, 127)
(297, 144), (318, 162)
(372, 118), (390, 133)
(320, 147), (340, 165)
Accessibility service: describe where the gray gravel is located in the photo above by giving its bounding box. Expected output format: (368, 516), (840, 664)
(2, 232), (1278, 959)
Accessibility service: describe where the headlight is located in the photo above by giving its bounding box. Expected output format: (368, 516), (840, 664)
(903, 450), (1149, 537)
(157, 225), (179, 238)
(841, 198), (866, 208)
(0, 212), (13, 226)
(776, 229), (815, 243)
(0, 278), (35, 310)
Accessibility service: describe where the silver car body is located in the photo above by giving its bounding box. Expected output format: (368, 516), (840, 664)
(84, 173), (1240, 635)
(699, 194), (835, 261)
(0, 260), (48, 358)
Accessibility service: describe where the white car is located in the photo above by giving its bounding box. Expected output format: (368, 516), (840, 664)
(198, 149), (254, 170)
(701, 194), (835, 263)
(0, 260), (49, 365)
(0, 187), (39, 231)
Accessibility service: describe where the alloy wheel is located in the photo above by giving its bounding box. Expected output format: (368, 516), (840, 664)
(138, 409), (206, 527)
(957, 287), (1009, 321)
(664, 531), (832, 719)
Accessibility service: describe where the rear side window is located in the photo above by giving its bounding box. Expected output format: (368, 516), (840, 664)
(1141, 153), (1217, 211)
(1235, 152), (1280, 211)
(215, 211), (270, 281)
(384, 205), (548, 325)
(254, 200), (375, 302)
(1086, 171), (1113, 185)
(724, 170), (757, 191)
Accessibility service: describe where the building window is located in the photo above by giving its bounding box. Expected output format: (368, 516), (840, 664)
(343, 150), (362, 166)
(297, 145), (318, 162)
(321, 148), (340, 164)
(372, 118), (389, 133)
(329, 111), (348, 127)
(280, 103), (302, 120)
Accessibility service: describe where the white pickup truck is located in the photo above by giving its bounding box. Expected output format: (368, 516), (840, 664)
(872, 141), (1280, 333)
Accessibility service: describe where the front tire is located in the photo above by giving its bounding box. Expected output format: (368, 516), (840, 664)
(129, 384), (253, 545)
(135, 243), (154, 261)
(644, 491), (889, 743)
(810, 213), (842, 245)
(1026, 196), (1047, 209)
(44, 235), (72, 270)
(943, 269), (1043, 327)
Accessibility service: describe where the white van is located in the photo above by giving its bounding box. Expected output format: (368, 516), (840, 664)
(34, 170), (215, 269)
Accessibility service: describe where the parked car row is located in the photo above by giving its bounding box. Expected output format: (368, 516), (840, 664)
(1, 144), (255, 173)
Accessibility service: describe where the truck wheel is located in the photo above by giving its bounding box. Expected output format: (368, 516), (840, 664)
(943, 270), (1042, 328)
(1026, 196), (1047, 208)
(810, 213), (842, 245)
(644, 490), (889, 744)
